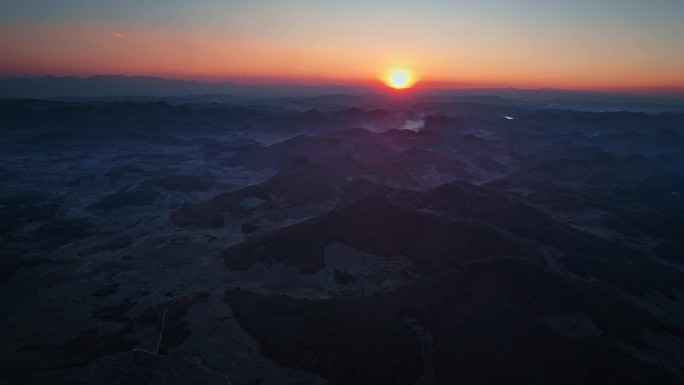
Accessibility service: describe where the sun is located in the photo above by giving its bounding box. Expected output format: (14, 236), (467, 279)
(385, 68), (414, 89)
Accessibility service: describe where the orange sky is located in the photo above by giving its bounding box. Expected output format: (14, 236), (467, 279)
(2, 1), (684, 91)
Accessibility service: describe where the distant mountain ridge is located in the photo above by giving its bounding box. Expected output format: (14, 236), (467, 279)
(0, 75), (374, 98)
(1, 75), (683, 110)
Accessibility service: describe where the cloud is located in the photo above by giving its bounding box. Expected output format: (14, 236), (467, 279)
(400, 117), (424, 132)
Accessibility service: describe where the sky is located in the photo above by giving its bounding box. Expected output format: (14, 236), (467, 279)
(1, 0), (683, 90)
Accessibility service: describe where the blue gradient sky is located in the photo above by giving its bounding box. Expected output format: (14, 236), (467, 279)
(1, 0), (683, 89)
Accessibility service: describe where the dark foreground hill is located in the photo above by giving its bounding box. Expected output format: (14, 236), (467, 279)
(1, 97), (684, 385)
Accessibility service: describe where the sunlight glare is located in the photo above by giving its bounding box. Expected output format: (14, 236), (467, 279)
(386, 69), (413, 89)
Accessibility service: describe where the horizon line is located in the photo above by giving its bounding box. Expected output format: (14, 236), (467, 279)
(2, 73), (684, 98)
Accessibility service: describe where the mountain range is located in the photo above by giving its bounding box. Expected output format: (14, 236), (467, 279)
(2, 75), (684, 113)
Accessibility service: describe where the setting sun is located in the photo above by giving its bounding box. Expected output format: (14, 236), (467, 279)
(385, 69), (414, 89)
